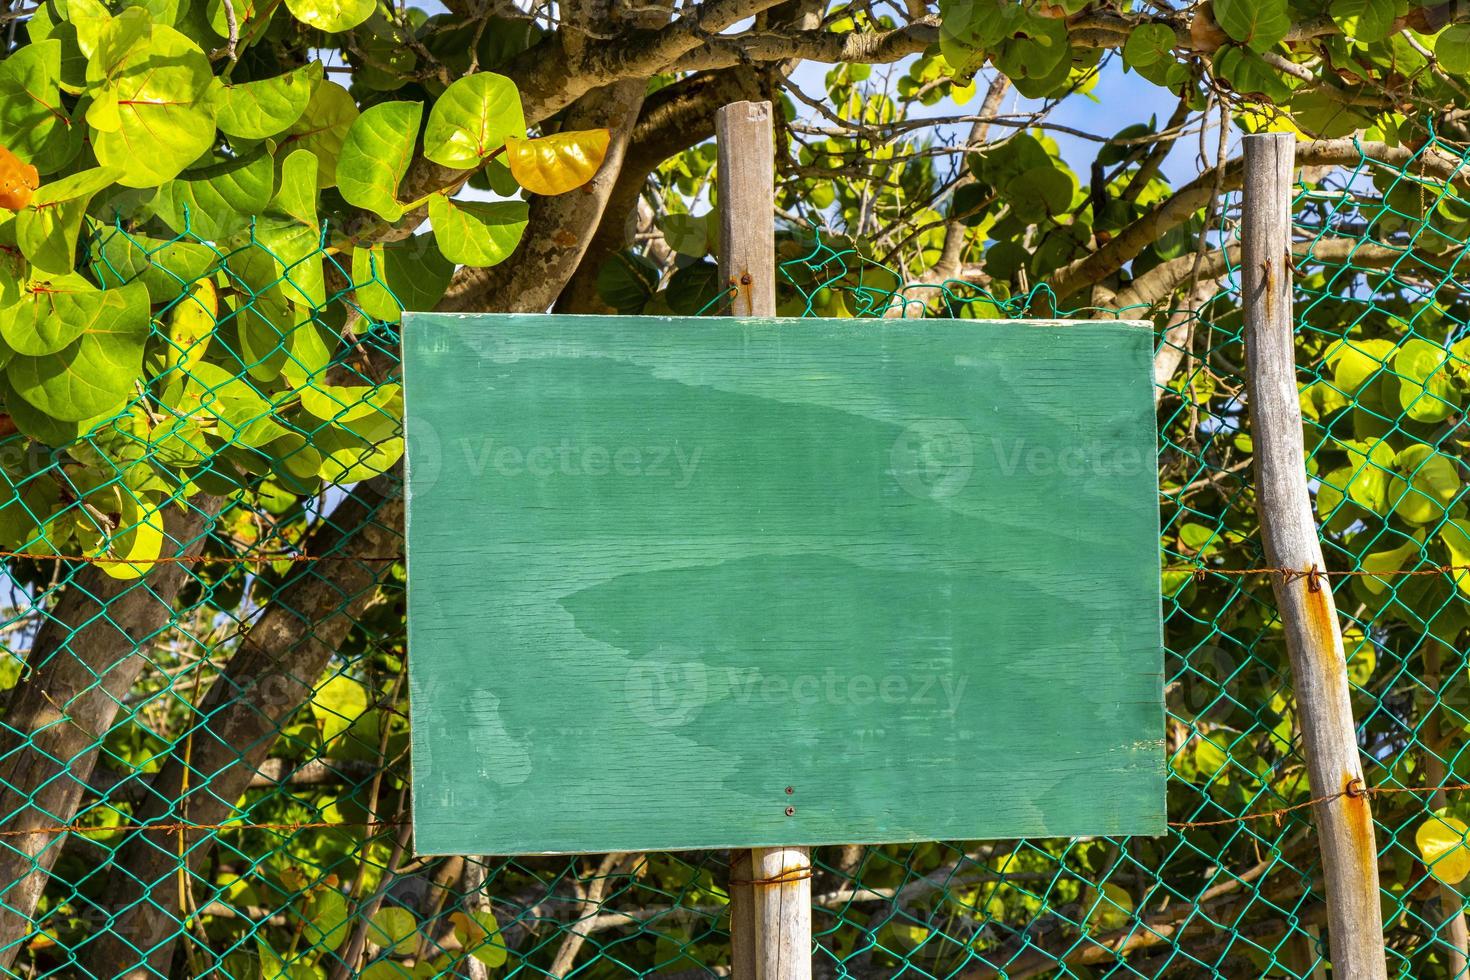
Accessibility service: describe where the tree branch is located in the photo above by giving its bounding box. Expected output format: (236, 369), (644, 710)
(1049, 139), (1470, 302)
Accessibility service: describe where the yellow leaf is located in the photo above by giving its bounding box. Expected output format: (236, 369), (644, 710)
(166, 278), (217, 376)
(1416, 814), (1470, 885)
(505, 129), (610, 196)
(95, 496), (164, 580)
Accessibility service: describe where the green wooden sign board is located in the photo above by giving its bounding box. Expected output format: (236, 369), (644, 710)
(403, 313), (1165, 855)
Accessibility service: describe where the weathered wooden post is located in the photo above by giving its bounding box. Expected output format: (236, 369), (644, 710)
(715, 98), (814, 980)
(1241, 131), (1388, 979)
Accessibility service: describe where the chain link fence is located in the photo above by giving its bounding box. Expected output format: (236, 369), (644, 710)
(1, 133), (1469, 978)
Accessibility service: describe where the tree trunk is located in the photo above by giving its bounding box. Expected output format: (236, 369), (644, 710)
(0, 496), (220, 969)
(80, 479), (403, 978)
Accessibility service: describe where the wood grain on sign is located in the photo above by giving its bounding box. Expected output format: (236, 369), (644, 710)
(403, 313), (1166, 856)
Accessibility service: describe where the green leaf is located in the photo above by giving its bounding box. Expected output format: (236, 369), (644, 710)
(1007, 167), (1074, 222)
(87, 231), (220, 301)
(452, 909), (507, 968)
(285, 0), (374, 32)
(422, 72), (525, 169)
(337, 100), (422, 222)
(1214, 0), (1290, 52)
(1393, 338), (1460, 423)
(156, 360), (255, 422)
(1330, 0), (1400, 44)
(351, 235), (454, 319)
(1339, 439), (1396, 515)
(1437, 24), (1470, 74)
(25, 1), (88, 92)
(1083, 882), (1134, 934)
(1290, 87), (1374, 140)
(315, 423), (402, 482)
(596, 250), (658, 314)
(255, 150), (325, 310)
(1439, 519), (1470, 596)
(992, 15), (1070, 85)
(0, 273), (131, 355)
(1327, 337), (1394, 393)
(214, 62), (320, 140)
(0, 40), (77, 173)
(5, 281), (148, 420)
(427, 195), (527, 267)
(969, 132), (1053, 186)
(298, 889), (351, 953)
(313, 675), (369, 745)
(665, 260), (721, 315)
(1, 371), (123, 444)
(281, 80), (358, 188)
(1123, 23), (1176, 70)
(1212, 45), (1296, 102)
(232, 289), (334, 385)
(155, 146), (276, 242)
(367, 907), (419, 957)
(299, 382), (400, 432)
(1357, 533), (1423, 596)
(661, 213), (708, 257)
(16, 166), (116, 273)
(87, 22), (217, 188)
(1389, 444), (1461, 526)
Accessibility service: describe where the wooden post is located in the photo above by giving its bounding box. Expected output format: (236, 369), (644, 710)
(716, 100), (813, 980)
(1241, 132), (1388, 980)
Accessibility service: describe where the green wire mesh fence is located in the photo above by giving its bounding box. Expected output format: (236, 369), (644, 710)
(2, 131), (1470, 979)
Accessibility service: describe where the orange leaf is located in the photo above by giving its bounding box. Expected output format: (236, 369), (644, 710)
(505, 129), (610, 196)
(0, 145), (39, 211)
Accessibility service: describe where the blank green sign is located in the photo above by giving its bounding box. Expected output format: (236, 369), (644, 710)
(403, 313), (1165, 855)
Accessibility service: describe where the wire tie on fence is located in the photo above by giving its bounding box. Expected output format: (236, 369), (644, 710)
(1192, 565), (1208, 584)
(1344, 777), (1367, 799)
(730, 866), (814, 888)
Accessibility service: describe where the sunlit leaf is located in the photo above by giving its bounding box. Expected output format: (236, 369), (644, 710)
(1418, 814), (1470, 885)
(87, 20), (216, 188)
(281, 80), (359, 188)
(337, 100), (422, 222)
(422, 71), (525, 168)
(428, 195), (527, 267)
(284, 0), (374, 32)
(5, 280), (149, 420)
(16, 166), (116, 273)
(505, 129), (610, 195)
(214, 61), (320, 139)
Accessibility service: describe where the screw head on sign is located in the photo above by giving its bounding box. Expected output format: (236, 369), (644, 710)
(785, 786), (794, 795)
(785, 806), (795, 816)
